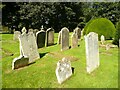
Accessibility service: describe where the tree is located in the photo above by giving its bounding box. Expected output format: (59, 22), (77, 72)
(112, 21), (120, 47)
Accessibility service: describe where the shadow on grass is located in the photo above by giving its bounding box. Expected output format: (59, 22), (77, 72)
(39, 52), (49, 58)
(72, 67), (75, 74)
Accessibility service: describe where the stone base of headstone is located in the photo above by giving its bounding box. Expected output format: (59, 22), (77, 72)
(12, 56), (29, 70)
(56, 57), (72, 84)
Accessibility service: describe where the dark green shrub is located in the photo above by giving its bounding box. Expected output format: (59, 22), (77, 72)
(112, 21), (120, 47)
(83, 18), (116, 40)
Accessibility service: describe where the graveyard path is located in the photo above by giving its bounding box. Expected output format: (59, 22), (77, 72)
(47, 52), (79, 62)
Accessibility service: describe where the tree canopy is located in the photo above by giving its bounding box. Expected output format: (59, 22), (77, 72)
(2, 2), (120, 32)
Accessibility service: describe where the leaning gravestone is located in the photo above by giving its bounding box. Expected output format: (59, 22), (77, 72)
(74, 27), (81, 39)
(36, 30), (46, 48)
(84, 32), (100, 73)
(57, 31), (61, 45)
(100, 35), (105, 45)
(13, 31), (21, 40)
(71, 32), (78, 48)
(12, 27), (40, 69)
(61, 27), (69, 51)
(56, 57), (72, 84)
(46, 28), (54, 46)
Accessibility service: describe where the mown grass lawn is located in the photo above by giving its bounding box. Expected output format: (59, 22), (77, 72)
(1, 33), (118, 88)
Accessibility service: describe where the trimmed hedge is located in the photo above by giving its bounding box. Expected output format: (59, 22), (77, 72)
(83, 18), (116, 40)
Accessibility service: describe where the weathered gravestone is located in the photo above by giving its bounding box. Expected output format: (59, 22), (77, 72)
(106, 44), (110, 50)
(100, 35), (105, 45)
(57, 31), (61, 45)
(36, 30), (46, 48)
(28, 29), (33, 33)
(71, 32), (78, 48)
(74, 27), (81, 39)
(12, 27), (40, 70)
(84, 32), (100, 73)
(33, 29), (39, 37)
(56, 57), (72, 84)
(13, 31), (21, 40)
(61, 27), (69, 51)
(46, 28), (54, 46)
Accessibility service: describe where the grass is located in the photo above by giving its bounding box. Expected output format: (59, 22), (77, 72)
(1, 32), (118, 88)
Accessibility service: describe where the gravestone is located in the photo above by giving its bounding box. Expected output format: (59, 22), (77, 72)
(100, 35), (105, 45)
(12, 27), (40, 69)
(12, 56), (29, 70)
(28, 29), (33, 33)
(13, 31), (21, 40)
(33, 29), (39, 37)
(106, 44), (110, 50)
(61, 27), (69, 51)
(84, 32), (99, 73)
(71, 32), (78, 48)
(57, 31), (61, 45)
(74, 27), (81, 39)
(56, 57), (72, 84)
(46, 28), (54, 46)
(27, 31), (40, 63)
(36, 30), (46, 48)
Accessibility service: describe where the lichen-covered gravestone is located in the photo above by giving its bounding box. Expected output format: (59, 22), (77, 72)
(71, 32), (78, 48)
(100, 35), (105, 45)
(36, 30), (46, 48)
(46, 28), (54, 46)
(13, 31), (21, 40)
(57, 31), (61, 45)
(61, 27), (69, 51)
(56, 57), (72, 84)
(12, 27), (40, 69)
(84, 32), (100, 73)
(74, 27), (81, 39)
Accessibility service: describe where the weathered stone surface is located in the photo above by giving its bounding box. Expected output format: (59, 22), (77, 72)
(28, 29), (33, 33)
(46, 28), (54, 46)
(74, 27), (81, 39)
(12, 27), (40, 69)
(56, 57), (72, 84)
(36, 30), (46, 48)
(61, 27), (69, 51)
(84, 32), (99, 73)
(57, 31), (61, 45)
(71, 32), (78, 48)
(100, 35), (105, 45)
(106, 44), (110, 50)
(33, 29), (39, 37)
(27, 32), (40, 63)
(12, 56), (29, 70)
(13, 31), (21, 40)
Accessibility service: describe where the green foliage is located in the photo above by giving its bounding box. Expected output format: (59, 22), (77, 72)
(112, 21), (120, 47)
(82, 2), (120, 25)
(84, 18), (116, 40)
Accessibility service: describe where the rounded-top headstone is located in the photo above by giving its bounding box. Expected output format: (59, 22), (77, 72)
(61, 27), (69, 51)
